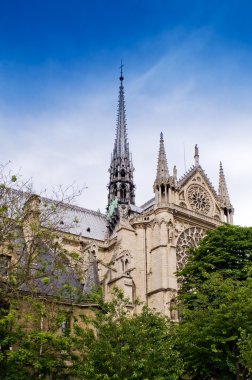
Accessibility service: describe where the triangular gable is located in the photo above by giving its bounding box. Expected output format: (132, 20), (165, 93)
(178, 165), (219, 201)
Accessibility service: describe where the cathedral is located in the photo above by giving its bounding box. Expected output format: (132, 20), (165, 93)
(70, 68), (234, 317)
(0, 69), (234, 318)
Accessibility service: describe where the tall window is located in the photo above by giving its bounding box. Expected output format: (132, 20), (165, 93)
(61, 315), (71, 337)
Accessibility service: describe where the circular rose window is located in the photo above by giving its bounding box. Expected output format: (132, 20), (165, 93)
(187, 185), (211, 215)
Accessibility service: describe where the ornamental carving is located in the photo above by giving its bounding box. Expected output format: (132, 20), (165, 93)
(187, 185), (211, 214)
(176, 227), (205, 269)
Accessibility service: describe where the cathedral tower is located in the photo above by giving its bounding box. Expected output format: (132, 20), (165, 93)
(108, 66), (135, 208)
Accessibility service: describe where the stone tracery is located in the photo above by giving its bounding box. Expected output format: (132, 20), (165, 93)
(187, 185), (211, 214)
(176, 226), (205, 269)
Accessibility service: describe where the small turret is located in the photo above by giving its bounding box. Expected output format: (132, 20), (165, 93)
(218, 162), (234, 223)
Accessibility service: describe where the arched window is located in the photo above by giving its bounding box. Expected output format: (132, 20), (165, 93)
(120, 184), (126, 202)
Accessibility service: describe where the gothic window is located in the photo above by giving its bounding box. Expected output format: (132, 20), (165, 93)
(121, 169), (125, 177)
(113, 185), (117, 196)
(176, 227), (205, 269)
(61, 315), (71, 337)
(187, 185), (211, 214)
(120, 184), (127, 202)
(161, 184), (165, 196)
(125, 258), (129, 272)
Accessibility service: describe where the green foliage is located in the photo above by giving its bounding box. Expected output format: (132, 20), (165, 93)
(177, 225), (252, 380)
(178, 224), (252, 299)
(0, 290), (183, 380)
(0, 301), (76, 379)
(72, 289), (183, 380)
(239, 330), (252, 374)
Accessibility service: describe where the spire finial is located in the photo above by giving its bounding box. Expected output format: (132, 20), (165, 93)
(218, 161), (231, 207)
(155, 132), (169, 182)
(120, 60), (124, 82)
(194, 144), (199, 166)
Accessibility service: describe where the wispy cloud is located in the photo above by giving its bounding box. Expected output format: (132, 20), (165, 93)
(0, 27), (251, 225)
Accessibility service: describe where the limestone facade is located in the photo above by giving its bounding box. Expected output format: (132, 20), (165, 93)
(87, 72), (234, 316)
(1, 71), (234, 318)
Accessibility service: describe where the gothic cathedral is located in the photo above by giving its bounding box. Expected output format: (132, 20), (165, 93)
(79, 70), (234, 317)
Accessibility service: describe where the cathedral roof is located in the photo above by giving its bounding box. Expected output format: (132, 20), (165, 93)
(20, 240), (84, 299)
(140, 197), (155, 211)
(41, 200), (107, 241)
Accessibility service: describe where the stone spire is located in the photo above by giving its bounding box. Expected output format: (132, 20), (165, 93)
(154, 132), (176, 205)
(218, 162), (234, 224)
(107, 65), (135, 209)
(155, 132), (169, 183)
(218, 162), (231, 207)
(114, 64), (129, 159)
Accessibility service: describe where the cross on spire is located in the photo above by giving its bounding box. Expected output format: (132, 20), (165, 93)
(120, 60), (124, 82)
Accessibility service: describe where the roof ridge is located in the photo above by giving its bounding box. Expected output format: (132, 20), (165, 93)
(40, 196), (106, 218)
(178, 165), (218, 199)
(140, 197), (155, 209)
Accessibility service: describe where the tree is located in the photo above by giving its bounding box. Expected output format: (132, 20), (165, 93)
(72, 289), (183, 380)
(0, 164), (86, 379)
(0, 302), (76, 380)
(177, 225), (252, 380)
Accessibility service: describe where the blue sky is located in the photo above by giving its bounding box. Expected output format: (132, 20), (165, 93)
(0, 0), (252, 225)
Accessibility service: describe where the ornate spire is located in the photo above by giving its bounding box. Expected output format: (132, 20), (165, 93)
(218, 162), (231, 207)
(194, 144), (199, 166)
(107, 66), (135, 209)
(155, 132), (169, 183)
(154, 133), (177, 205)
(113, 62), (129, 160)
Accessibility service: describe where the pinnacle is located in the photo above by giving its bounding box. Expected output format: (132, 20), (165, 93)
(155, 132), (169, 183)
(218, 161), (231, 207)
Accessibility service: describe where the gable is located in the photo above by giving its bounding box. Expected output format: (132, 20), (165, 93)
(178, 166), (221, 220)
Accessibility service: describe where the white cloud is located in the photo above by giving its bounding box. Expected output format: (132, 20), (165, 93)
(0, 28), (251, 226)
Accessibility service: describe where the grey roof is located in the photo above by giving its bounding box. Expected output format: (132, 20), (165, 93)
(130, 204), (143, 214)
(59, 204), (107, 241)
(0, 188), (107, 241)
(40, 199), (108, 241)
(140, 197), (155, 211)
(19, 240), (85, 300)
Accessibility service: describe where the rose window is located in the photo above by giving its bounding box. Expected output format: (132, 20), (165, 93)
(187, 185), (211, 214)
(176, 227), (205, 269)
